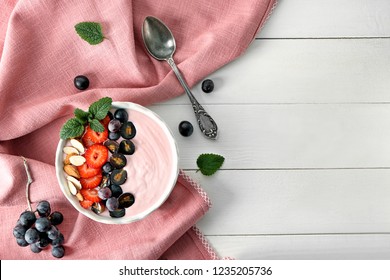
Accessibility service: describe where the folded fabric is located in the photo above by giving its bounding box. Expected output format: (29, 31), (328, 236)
(0, 0), (276, 259)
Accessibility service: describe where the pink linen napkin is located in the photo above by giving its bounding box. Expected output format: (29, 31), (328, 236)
(0, 0), (276, 259)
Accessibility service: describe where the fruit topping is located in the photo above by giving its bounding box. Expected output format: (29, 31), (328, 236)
(63, 164), (80, 179)
(74, 75), (89, 90)
(201, 79), (214, 93)
(98, 187), (112, 200)
(84, 144), (109, 168)
(119, 139), (135, 155)
(110, 169), (127, 185)
(108, 131), (121, 140)
(109, 184), (123, 198)
(101, 162), (114, 174)
(80, 188), (101, 202)
(106, 197), (119, 212)
(120, 121), (136, 139)
(83, 125), (108, 144)
(104, 140), (119, 154)
(118, 193), (135, 209)
(109, 208), (126, 218)
(79, 200), (94, 209)
(108, 119), (122, 132)
(179, 120), (193, 137)
(110, 153), (127, 169)
(114, 109), (128, 123)
(101, 115), (111, 127)
(80, 174), (103, 189)
(77, 163), (101, 178)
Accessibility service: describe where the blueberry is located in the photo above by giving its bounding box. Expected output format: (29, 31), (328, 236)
(35, 217), (51, 232)
(19, 211), (36, 228)
(52, 233), (64, 247)
(36, 233), (51, 248)
(13, 224), (27, 239)
(52, 245), (65, 258)
(47, 226), (60, 240)
(201, 79), (214, 93)
(178, 121), (193, 137)
(74, 75), (89, 90)
(25, 228), (40, 244)
(36, 200), (51, 217)
(49, 211), (63, 226)
(16, 238), (29, 247)
(114, 109), (128, 123)
(98, 187), (112, 200)
(118, 193), (135, 209)
(104, 140), (119, 154)
(106, 197), (119, 212)
(30, 243), (42, 253)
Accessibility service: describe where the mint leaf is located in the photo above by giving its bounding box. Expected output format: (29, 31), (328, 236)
(75, 22), (105, 45)
(60, 118), (85, 139)
(74, 108), (90, 124)
(196, 153), (225, 176)
(89, 118), (105, 133)
(88, 97), (112, 120)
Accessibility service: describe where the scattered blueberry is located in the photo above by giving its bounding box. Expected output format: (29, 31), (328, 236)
(120, 121), (136, 139)
(110, 169), (127, 185)
(110, 153), (127, 169)
(114, 109), (128, 123)
(108, 131), (121, 141)
(108, 119), (122, 133)
(119, 139), (135, 155)
(178, 121), (193, 137)
(201, 79), (214, 93)
(98, 187), (112, 200)
(74, 75), (90, 90)
(109, 184), (123, 198)
(102, 162), (114, 173)
(106, 197), (119, 212)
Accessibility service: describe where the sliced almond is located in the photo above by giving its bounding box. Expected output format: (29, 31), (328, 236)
(66, 176), (82, 190)
(63, 146), (79, 155)
(76, 192), (84, 202)
(70, 139), (85, 154)
(63, 164), (80, 179)
(67, 181), (78, 195)
(63, 152), (78, 165)
(69, 155), (86, 167)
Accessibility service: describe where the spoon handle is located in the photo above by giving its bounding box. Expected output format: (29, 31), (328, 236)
(167, 58), (218, 139)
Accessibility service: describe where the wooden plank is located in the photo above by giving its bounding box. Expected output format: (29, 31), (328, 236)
(187, 170), (390, 235)
(257, 0), (390, 38)
(206, 234), (390, 260)
(161, 39), (390, 105)
(150, 104), (390, 169)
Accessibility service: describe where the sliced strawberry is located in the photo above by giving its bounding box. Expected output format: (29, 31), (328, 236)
(80, 189), (101, 203)
(80, 200), (94, 209)
(77, 163), (101, 179)
(83, 125), (108, 144)
(101, 115), (111, 127)
(84, 144), (108, 168)
(80, 174), (103, 189)
(82, 133), (95, 148)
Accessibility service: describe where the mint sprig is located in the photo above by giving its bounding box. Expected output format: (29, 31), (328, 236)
(75, 22), (105, 45)
(60, 97), (112, 139)
(196, 153), (225, 176)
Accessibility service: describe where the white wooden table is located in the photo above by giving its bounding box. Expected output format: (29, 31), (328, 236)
(151, 0), (390, 259)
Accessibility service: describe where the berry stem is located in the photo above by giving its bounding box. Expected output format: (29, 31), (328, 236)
(21, 156), (33, 211)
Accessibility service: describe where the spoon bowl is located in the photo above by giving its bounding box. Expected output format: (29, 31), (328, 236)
(142, 16), (176, 60)
(142, 16), (218, 140)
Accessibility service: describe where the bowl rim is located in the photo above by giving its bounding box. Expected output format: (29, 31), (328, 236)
(55, 101), (179, 224)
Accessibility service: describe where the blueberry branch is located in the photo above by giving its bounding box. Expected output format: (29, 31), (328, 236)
(21, 156), (33, 211)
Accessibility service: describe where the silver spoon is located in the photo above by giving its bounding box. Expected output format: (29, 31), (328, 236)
(142, 16), (218, 140)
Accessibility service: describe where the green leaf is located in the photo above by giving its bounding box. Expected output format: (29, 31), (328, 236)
(75, 22), (105, 45)
(60, 118), (85, 139)
(88, 97), (112, 120)
(89, 118), (105, 133)
(74, 108), (90, 124)
(196, 153), (225, 176)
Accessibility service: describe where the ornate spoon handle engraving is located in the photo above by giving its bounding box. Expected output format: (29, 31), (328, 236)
(167, 58), (218, 139)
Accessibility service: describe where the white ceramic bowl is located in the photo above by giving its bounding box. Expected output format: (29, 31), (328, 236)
(55, 102), (179, 224)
